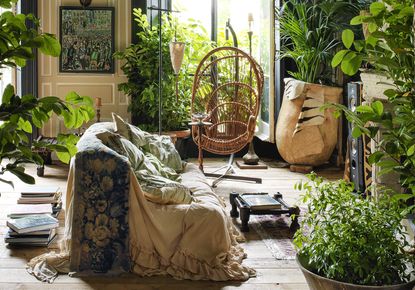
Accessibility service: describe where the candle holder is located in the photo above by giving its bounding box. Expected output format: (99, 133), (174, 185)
(95, 97), (102, 122)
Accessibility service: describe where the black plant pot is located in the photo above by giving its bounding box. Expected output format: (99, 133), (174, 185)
(297, 255), (415, 290)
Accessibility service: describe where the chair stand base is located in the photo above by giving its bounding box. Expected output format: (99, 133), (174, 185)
(204, 154), (262, 187)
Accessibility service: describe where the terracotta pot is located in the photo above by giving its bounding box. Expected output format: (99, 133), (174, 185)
(297, 255), (415, 290)
(161, 129), (191, 144)
(276, 79), (342, 166)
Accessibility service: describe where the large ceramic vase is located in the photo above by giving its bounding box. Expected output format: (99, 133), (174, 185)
(276, 78), (342, 166)
(297, 255), (415, 290)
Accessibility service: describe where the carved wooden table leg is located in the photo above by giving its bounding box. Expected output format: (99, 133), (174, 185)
(230, 192), (239, 218)
(239, 205), (250, 232)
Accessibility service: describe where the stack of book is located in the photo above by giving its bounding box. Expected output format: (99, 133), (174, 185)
(5, 214), (58, 246)
(18, 186), (61, 205)
(4, 186), (62, 247)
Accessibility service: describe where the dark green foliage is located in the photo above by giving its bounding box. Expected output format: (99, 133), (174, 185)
(114, 9), (213, 132)
(0, 1), (94, 186)
(294, 173), (415, 286)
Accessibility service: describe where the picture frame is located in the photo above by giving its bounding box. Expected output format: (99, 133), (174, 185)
(59, 6), (115, 73)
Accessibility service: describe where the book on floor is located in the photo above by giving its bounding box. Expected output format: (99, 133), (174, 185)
(17, 196), (59, 204)
(19, 186), (60, 196)
(6, 214), (59, 234)
(240, 194), (282, 210)
(5, 228), (56, 244)
(7, 204), (53, 218)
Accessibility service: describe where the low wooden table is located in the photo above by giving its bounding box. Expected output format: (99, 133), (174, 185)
(230, 192), (300, 232)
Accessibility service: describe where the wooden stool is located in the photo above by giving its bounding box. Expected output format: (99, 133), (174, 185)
(230, 192), (300, 232)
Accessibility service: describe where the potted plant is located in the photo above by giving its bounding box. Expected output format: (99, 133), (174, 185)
(114, 9), (212, 137)
(0, 0), (95, 187)
(330, 0), (414, 200)
(294, 173), (415, 289)
(274, 0), (363, 167)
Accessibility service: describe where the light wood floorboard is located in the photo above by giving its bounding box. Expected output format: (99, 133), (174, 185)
(0, 158), (342, 289)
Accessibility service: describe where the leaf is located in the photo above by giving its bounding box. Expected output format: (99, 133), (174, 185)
(341, 29), (354, 49)
(331, 50), (348, 68)
(341, 52), (362, 76)
(350, 15), (363, 25)
(356, 105), (373, 114)
(2, 84), (14, 104)
(370, 2), (385, 16)
(56, 151), (71, 164)
(18, 117), (32, 133)
(368, 22), (377, 33)
(39, 34), (61, 57)
(0, 178), (14, 189)
(366, 35), (378, 47)
(371, 101), (383, 116)
(407, 145), (415, 157)
(368, 151), (384, 165)
(352, 127), (362, 138)
(9, 168), (35, 184)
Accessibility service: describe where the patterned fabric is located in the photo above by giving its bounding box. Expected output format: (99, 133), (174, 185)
(70, 123), (131, 274)
(112, 113), (183, 172)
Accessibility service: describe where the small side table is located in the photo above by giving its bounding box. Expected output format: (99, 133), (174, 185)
(230, 192), (300, 232)
(188, 120), (212, 171)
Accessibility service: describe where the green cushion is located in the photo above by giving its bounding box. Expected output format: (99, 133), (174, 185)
(112, 113), (183, 172)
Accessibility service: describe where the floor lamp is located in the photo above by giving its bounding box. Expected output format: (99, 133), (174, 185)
(147, 3), (182, 135)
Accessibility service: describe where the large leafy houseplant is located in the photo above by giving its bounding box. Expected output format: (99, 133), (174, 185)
(115, 9), (212, 132)
(0, 0), (94, 186)
(276, 0), (364, 84)
(330, 1), (415, 204)
(294, 173), (415, 287)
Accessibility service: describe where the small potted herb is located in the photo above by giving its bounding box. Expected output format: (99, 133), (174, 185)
(294, 173), (415, 289)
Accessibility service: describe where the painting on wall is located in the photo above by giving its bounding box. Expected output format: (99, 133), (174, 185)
(59, 7), (115, 73)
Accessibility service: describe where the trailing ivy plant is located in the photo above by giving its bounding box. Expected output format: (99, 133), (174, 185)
(0, 0), (95, 186)
(329, 1), (415, 205)
(115, 9), (213, 132)
(294, 173), (415, 286)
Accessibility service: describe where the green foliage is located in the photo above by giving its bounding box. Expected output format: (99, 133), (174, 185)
(114, 9), (213, 132)
(332, 0), (414, 92)
(329, 0), (415, 209)
(294, 173), (415, 286)
(0, 85), (94, 185)
(0, 1), (94, 186)
(276, 0), (363, 84)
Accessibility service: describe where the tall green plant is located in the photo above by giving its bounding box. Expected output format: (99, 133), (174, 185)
(276, 0), (364, 84)
(330, 1), (415, 204)
(115, 9), (213, 132)
(0, 0), (94, 186)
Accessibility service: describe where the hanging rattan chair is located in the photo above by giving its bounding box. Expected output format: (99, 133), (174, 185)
(191, 46), (264, 186)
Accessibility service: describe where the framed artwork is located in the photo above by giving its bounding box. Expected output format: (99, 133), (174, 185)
(59, 7), (115, 73)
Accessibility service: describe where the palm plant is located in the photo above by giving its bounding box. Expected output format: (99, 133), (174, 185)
(276, 0), (365, 85)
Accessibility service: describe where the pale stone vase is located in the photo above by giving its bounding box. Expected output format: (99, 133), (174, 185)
(276, 78), (342, 166)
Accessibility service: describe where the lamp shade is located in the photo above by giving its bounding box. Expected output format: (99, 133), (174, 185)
(169, 41), (185, 75)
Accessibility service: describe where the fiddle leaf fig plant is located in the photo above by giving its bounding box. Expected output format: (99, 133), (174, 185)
(294, 173), (415, 286)
(0, 0), (95, 186)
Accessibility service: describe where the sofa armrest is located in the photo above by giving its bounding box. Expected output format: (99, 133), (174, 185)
(70, 140), (131, 274)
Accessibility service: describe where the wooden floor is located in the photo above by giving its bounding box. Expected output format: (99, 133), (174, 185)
(0, 158), (342, 290)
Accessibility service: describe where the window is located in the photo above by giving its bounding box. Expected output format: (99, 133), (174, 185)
(0, 6), (16, 98)
(172, 0), (275, 142)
